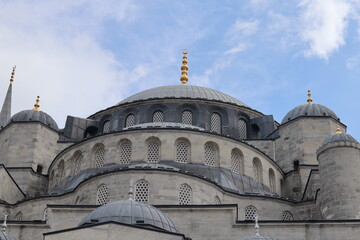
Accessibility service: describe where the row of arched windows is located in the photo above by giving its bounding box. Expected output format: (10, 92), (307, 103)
(101, 111), (248, 139)
(79, 140), (246, 175)
(252, 158), (277, 191)
(95, 180), (194, 205)
(94, 183), (292, 220)
(244, 206), (294, 221)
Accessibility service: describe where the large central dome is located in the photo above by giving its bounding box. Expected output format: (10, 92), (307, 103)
(117, 85), (248, 107)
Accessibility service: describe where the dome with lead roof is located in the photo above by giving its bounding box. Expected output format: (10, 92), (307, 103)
(117, 85), (248, 107)
(11, 110), (59, 131)
(281, 91), (339, 124)
(78, 200), (179, 233)
(322, 129), (358, 146)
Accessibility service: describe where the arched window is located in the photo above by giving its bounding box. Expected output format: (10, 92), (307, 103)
(95, 147), (105, 168)
(179, 184), (192, 205)
(119, 141), (132, 164)
(238, 119), (247, 139)
(74, 153), (83, 175)
(282, 211), (293, 220)
(43, 208), (48, 221)
(252, 158), (262, 183)
(15, 212), (23, 221)
(176, 140), (190, 163)
(245, 206), (258, 220)
(231, 149), (243, 174)
(147, 140), (160, 163)
(182, 110), (193, 125)
(103, 120), (111, 133)
(214, 196), (221, 204)
(135, 180), (149, 203)
(204, 143), (217, 167)
(96, 185), (109, 205)
(210, 113), (221, 134)
(125, 114), (136, 127)
(55, 160), (65, 184)
(152, 111), (164, 122)
(269, 168), (276, 192)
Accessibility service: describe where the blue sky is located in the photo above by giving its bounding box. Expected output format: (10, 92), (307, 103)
(1, 0), (360, 139)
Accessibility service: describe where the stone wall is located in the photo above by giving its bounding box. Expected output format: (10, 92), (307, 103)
(0, 166), (24, 204)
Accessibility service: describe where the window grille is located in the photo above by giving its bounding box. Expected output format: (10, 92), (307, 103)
(74, 154), (83, 175)
(153, 111), (164, 122)
(179, 184), (192, 205)
(182, 110), (192, 125)
(120, 143), (132, 164)
(96, 185), (109, 205)
(231, 150), (241, 174)
(135, 180), (149, 203)
(125, 114), (135, 127)
(204, 144), (216, 166)
(15, 212), (23, 221)
(103, 120), (111, 133)
(282, 211), (293, 220)
(269, 169), (276, 192)
(238, 119), (247, 139)
(253, 160), (260, 182)
(95, 147), (105, 168)
(176, 141), (189, 163)
(245, 206), (258, 220)
(214, 196), (221, 204)
(210, 113), (221, 134)
(147, 141), (160, 163)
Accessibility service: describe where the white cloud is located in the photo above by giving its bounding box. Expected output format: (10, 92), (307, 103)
(299, 0), (351, 59)
(0, 0), (140, 128)
(227, 19), (259, 39)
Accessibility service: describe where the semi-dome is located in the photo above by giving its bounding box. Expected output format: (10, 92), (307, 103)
(281, 103), (339, 124)
(10, 110), (59, 131)
(79, 200), (178, 233)
(117, 85), (248, 107)
(322, 130), (358, 146)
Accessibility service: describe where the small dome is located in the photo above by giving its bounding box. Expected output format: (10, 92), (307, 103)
(117, 85), (248, 107)
(79, 200), (178, 233)
(10, 110), (59, 131)
(322, 132), (358, 146)
(281, 103), (339, 124)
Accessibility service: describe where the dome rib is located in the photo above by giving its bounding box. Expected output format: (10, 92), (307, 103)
(117, 85), (247, 107)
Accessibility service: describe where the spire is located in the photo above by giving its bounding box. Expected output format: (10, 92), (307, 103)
(180, 49), (189, 85)
(1, 212), (8, 235)
(336, 127), (342, 134)
(0, 66), (15, 128)
(32, 96), (41, 111)
(254, 214), (260, 237)
(128, 179), (134, 200)
(307, 90), (313, 104)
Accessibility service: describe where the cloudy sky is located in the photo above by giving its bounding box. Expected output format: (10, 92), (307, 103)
(1, 0), (360, 139)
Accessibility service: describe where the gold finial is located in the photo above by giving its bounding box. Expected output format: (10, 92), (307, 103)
(307, 90), (313, 104)
(9, 66), (16, 84)
(180, 49), (189, 85)
(32, 96), (41, 111)
(336, 127), (342, 134)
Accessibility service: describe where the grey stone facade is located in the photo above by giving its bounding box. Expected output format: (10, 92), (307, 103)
(0, 83), (358, 240)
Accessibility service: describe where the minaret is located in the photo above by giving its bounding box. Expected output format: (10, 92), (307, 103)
(180, 50), (189, 85)
(0, 66), (15, 128)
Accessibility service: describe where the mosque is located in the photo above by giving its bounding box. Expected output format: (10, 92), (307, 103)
(0, 51), (359, 240)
